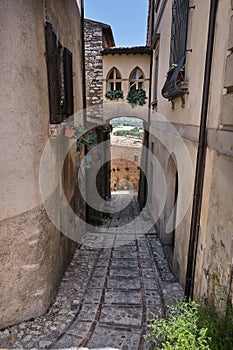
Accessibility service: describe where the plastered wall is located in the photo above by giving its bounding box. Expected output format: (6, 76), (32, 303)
(148, 0), (233, 303)
(0, 0), (84, 328)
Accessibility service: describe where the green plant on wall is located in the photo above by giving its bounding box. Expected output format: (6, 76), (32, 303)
(126, 89), (147, 107)
(64, 123), (96, 168)
(105, 90), (124, 100)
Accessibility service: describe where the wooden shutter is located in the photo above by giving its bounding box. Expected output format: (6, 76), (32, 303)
(63, 48), (74, 117)
(45, 23), (61, 123)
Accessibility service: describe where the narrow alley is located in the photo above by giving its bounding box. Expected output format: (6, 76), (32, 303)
(0, 195), (183, 349)
(1, 0), (233, 348)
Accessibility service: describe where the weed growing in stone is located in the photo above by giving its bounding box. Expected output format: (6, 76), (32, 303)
(145, 299), (233, 349)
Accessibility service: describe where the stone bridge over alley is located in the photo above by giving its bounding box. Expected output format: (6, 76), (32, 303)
(0, 195), (183, 349)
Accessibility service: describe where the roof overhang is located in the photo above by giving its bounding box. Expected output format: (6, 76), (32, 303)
(84, 18), (115, 48)
(101, 46), (152, 56)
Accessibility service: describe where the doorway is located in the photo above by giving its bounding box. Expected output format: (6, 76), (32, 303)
(110, 117), (144, 196)
(163, 155), (178, 260)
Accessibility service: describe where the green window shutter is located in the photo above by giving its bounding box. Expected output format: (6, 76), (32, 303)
(45, 22), (62, 123)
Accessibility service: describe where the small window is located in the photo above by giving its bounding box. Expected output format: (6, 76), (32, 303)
(45, 23), (75, 122)
(45, 22), (62, 123)
(170, 0), (189, 68)
(107, 67), (122, 91)
(129, 67), (145, 91)
(161, 0), (190, 100)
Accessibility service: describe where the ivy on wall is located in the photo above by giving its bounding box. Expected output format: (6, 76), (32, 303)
(64, 124), (96, 168)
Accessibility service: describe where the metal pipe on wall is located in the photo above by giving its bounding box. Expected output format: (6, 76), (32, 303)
(185, 0), (219, 298)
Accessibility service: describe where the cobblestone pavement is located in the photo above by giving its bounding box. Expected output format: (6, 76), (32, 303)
(0, 194), (184, 349)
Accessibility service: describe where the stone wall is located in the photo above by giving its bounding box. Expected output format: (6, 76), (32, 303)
(111, 141), (142, 192)
(84, 20), (113, 220)
(84, 20), (104, 108)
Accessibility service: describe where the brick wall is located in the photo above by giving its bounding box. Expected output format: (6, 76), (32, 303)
(111, 144), (142, 191)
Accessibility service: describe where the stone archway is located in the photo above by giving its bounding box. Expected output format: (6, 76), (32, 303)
(110, 116), (145, 196)
(163, 154), (178, 251)
(84, 103), (148, 224)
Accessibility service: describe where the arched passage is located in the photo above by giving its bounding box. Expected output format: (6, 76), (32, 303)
(163, 155), (178, 253)
(84, 102), (149, 224)
(110, 116), (145, 195)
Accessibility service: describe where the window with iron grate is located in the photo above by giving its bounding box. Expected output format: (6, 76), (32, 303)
(162, 0), (190, 101)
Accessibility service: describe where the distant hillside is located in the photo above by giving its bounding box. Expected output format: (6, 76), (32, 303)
(110, 117), (143, 128)
(113, 127), (143, 139)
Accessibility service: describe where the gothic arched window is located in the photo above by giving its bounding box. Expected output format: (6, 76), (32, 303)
(129, 67), (145, 91)
(106, 67), (122, 91)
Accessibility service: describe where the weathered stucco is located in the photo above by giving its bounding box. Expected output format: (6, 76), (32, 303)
(0, 0), (84, 328)
(195, 154), (233, 309)
(147, 0), (233, 305)
(103, 53), (151, 105)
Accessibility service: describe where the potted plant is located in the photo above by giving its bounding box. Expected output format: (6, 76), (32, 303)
(126, 89), (147, 107)
(105, 90), (124, 101)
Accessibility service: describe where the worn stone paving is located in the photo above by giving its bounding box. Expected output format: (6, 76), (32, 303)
(0, 194), (183, 349)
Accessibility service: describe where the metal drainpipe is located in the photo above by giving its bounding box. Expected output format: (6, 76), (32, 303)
(185, 0), (219, 299)
(148, 0), (155, 124)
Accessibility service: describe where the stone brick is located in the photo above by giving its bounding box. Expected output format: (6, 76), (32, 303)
(84, 20), (104, 108)
(228, 16), (233, 51)
(111, 142), (142, 192)
(0, 195), (184, 348)
(224, 52), (233, 88)
(221, 93), (233, 126)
